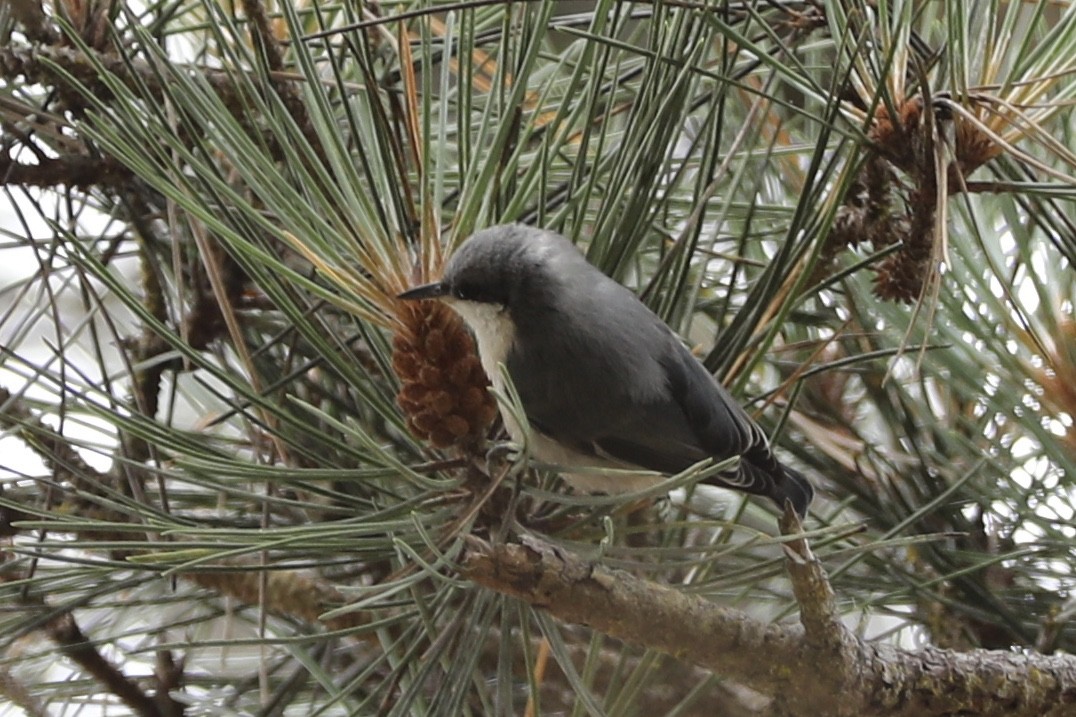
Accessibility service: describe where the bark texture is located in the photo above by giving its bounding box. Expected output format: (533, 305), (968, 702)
(461, 524), (1076, 717)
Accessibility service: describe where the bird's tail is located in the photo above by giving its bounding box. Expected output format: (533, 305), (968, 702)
(770, 465), (813, 518)
(711, 460), (814, 518)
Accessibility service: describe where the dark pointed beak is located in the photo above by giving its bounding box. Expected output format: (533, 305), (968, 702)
(397, 281), (449, 301)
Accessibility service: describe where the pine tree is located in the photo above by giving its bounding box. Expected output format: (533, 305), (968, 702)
(2, 2), (1076, 715)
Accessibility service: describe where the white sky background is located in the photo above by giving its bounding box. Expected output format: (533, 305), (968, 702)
(0, 194), (130, 477)
(1, 196), (71, 476)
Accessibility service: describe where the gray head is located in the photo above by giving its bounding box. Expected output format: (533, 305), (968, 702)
(397, 224), (588, 312)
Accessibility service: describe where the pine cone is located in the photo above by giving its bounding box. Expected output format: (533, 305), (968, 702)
(392, 302), (497, 449)
(873, 202), (935, 302)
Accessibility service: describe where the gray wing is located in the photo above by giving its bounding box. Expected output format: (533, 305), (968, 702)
(594, 341), (772, 475)
(507, 290), (813, 514)
(508, 311), (767, 474)
(640, 343), (813, 515)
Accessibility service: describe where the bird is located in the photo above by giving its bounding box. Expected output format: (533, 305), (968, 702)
(397, 224), (813, 517)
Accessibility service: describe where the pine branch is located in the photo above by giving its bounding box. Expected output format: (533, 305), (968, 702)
(0, 41), (319, 173)
(44, 611), (173, 717)
(2, 580), (187, 717)
(0, 45), (239, 108)
(461, 519), (1076, 717)
(0, 153), (132, 188)
(0, 665), (48, 717)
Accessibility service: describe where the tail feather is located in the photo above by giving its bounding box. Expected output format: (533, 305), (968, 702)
(705, 461), (814, 517)
(770, 465), (813, 518)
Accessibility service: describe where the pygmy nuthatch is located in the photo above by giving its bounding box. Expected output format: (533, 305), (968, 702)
(398, 224), (813, 517)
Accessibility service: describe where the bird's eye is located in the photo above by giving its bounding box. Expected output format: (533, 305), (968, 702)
(453, 281), (487, 301)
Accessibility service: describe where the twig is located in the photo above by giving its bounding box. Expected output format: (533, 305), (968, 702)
(0, 665), (49, 717)
(184, 566), (374, 636)
(239, 0), (286, 73)
(0, 385), (105, 490)
(779, 505), (855, 654)
(0, 385), (140, 544)
(43, 610), (179, 717)
(237, 0), (331, 171)
(0, 153), (132, 188)
(153, 649), (186, 717)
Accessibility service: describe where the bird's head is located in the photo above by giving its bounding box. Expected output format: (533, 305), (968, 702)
(398, 224), (581, 319)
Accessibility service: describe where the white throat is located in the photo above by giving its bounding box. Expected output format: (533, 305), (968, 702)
(447, 299), (516, 396)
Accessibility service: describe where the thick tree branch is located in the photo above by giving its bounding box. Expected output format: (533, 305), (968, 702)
(462, 534), (800, 693)
(461, 530), (1076, 717)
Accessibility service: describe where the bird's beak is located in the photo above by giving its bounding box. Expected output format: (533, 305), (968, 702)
(397, 281), (449, 301)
